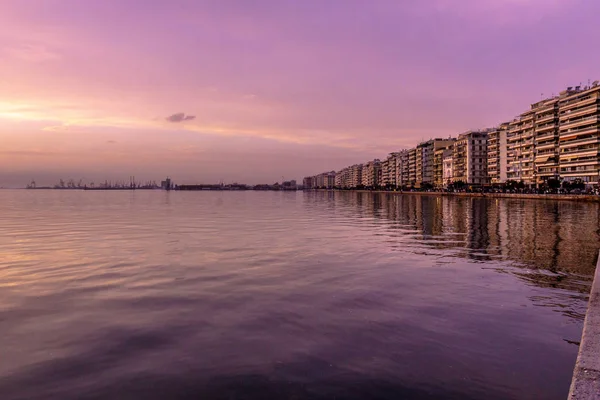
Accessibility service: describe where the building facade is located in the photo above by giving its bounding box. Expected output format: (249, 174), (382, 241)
(420, 139), (455, 187)
(533, 98), (560, 184)
(558, 84), (600, 185)
(407, 148), (417, 187)
(507, 110), (535, 184)
(434, 144), (454, 188)
(362, 159), (381, 188)
(487, 123), (509, 184)
(453, 130), (489, 185)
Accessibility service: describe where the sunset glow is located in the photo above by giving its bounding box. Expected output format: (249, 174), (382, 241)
(1, 0), (599, 186)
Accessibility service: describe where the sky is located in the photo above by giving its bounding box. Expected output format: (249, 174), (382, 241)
(1, 0), (599, 187)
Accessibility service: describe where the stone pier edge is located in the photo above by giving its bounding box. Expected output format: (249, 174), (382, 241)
(569, 252), (600, 399)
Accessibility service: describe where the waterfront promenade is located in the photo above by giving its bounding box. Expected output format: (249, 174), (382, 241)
(569, 254), (600, 399)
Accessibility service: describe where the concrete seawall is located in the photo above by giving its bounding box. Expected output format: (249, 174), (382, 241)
(569, 254), (600, 399)
(311, 190), (600, 203)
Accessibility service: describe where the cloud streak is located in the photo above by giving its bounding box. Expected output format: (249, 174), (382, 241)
(165, 113), (196, 123)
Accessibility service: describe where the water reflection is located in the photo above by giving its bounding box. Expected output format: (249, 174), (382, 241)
(305, 191), (599, 315)
(0, 190), (597, 400)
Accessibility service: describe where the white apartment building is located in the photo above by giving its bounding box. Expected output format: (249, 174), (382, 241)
(558, 83), (600, 185)
(453, 130), (489, 185)
(487, 123), (509, 184)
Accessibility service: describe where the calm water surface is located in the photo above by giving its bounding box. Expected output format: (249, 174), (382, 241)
(1, 190), (599, 400)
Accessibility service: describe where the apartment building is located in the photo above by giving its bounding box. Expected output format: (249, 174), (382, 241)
(338, 167), (352, 188)
(434, 144), (454, 188)
(334, 170), (343, 188)
(302, 176), (315, 189)
(381, 157), (391, 187)
(397, 150), (409, 188)
(443, 153), (453, 187)
(487, 122), (509, 184)
(453, 130), (489, 185)
(350, 164), (363, 188)
(362, 159), (381, 188)
(380, 153), (401, 188)
(558, 84), (600, 185)
(407, 148), (417, 187)
(415, 146), (424, 187)
(531, 98), (560, 184)
(507, 110), (535, 184)
(419, 139), (455, 187)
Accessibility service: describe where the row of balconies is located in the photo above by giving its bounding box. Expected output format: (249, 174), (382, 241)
(560, 115), (598, 130)
(559, 94), (597, 110)
(535, 113), (556, 124)
(559, 136), (600, 148)
(535, 130), (557, 140)
(560, 147), (599, 156)
(559, 157), (600, 166)
(559, 125), (600, 139)
(559, 103), (598, 120)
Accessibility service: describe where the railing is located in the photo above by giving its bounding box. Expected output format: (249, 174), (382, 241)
(559, 103), (598, 119)
(559, 94), (596, 107)
(558, 157), (600, 166)
(560, 125), (600, 137)
(560, 147), (599, 155)
(560, 115), (598, 128)
(559, 136), (600, 147)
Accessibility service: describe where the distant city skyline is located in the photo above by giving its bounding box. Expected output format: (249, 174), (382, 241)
(1, 0), (600, 187)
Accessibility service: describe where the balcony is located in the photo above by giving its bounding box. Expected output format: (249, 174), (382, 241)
(560, 95), (597, 111)
(560, 136), (600, 148)
(536, 141), (557, 151)
(560, 147), (599, 157)
(521, 114), (534, 122)
(560, 124), (600, 139)
(536, 160), (559, 168)
(536, 130), (557, 140)
(559, 104), (598, 120)
(535, 123), (556, 134)
(535, 113), (555, 124)
(560, 115), (598, 130)
(559, 157), (600, 166)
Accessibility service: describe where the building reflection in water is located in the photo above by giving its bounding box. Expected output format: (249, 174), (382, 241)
(304, 191), (600, 320)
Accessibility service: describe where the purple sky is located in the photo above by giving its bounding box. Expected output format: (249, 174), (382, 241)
(1, 0), (599, 186)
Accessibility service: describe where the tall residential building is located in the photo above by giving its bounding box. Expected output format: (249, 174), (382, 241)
(443, 153), (453, 187)
(334, 170), (343, 188)
(407, 148), (417, 187)
(558, 84), (600, 184)
(314, 171), (335, 188)
(415, 145), (424, 187)
(326, 172), (336, 188)
(533, 98), (560, 184)
(397, 150), (409, 188)
(434, 144), (454, 188)
(487, 122), (509, 184)
(380, 152), (401, 188)
(302, 176), (315, 189)
(336, 167), (352, 188)
(507, 110), (535, 184)
(362, 159), (381, 188)
(381, 157), (391, 187)
(350, 164), (363, 188)
(453, 130), (489, 185)
(419, 139), (456, 187)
